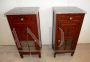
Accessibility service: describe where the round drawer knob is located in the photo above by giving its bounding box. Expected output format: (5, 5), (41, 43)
(20, 17), (24, 21)
(69, 17), (73, 20)
(58, 40), (60, 42)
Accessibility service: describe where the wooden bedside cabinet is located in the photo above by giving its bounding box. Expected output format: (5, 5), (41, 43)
(5, 7), (42, 58)
(52, 7), (86, 57)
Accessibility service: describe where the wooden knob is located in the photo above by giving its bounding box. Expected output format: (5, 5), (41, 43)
(20, 17), (24, 21)
(34, 40), (36, 41)
(69, 17), (73, 20)
(58, 40), (60, 42)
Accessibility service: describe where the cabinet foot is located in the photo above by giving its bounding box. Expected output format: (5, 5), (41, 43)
(39, 53), (41, 58)
(71, 52), (74, 56)
(54, 52), (56, 57)
(19, 52), (23, 58)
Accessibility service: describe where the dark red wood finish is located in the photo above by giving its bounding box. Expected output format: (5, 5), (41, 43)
(53, 13), (85, 57)
(6, 14), (41, 58)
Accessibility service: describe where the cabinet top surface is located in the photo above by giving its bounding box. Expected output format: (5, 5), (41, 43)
(53, 7), (86, 14)
(5, 7), (39, 15)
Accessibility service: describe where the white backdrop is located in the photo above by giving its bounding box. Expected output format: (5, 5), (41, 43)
(0, 0), (90, 45)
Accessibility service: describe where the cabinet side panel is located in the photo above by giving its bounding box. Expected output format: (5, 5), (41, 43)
(52, 12), (56, 49)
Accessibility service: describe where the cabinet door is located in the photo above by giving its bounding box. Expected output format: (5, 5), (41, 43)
(27, 15), (39, 41)
(55, 21), (79, 50)
(12, 24), (27, 41)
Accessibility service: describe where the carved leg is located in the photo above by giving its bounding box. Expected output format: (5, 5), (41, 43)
(19, 52), (23, 58)
(71, 52), (74, 56)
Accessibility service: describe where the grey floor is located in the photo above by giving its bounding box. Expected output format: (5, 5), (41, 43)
(0, 43), (90, 62)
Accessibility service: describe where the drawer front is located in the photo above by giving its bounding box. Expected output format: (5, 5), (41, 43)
(56, 14), (84, 23)
(56, 14), (70, 20)
(7, 15), (28, 24)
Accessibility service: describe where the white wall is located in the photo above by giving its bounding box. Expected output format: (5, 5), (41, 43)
(0, 0), (90, 45)
(67, 0), (90, 43)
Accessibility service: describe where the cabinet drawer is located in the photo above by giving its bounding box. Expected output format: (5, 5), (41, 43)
(56, 14), (84, 23)
(56, 14), (70, 20)
(7, 15), (37, 24)
(7, 15), (28, 24)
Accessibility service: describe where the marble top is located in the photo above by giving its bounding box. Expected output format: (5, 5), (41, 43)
(5, 7), (39, 15)
(53, 7), (86, 14)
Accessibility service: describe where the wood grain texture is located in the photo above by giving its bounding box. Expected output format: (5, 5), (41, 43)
(6, 7), (41, 58)
(52, 7), (85, 57)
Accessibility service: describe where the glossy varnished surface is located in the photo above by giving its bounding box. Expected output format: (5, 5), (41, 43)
(52, 7), (85, 57)
(6, 7), (41, 58)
